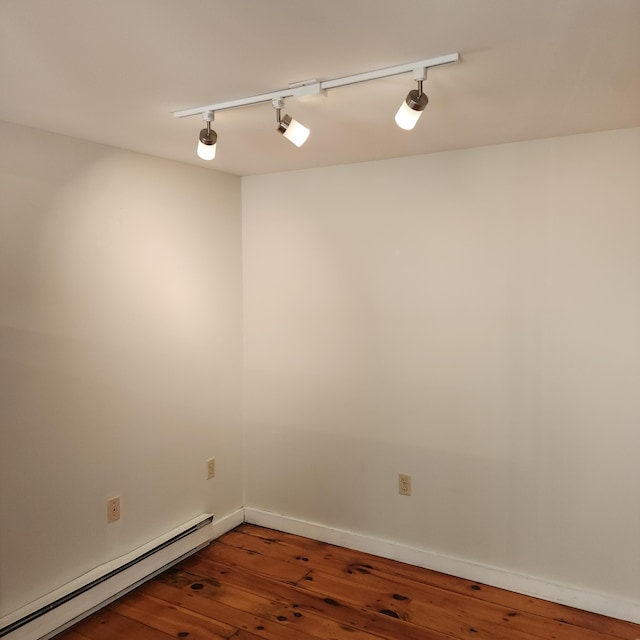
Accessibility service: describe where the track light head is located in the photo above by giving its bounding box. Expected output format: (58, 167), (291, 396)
(196, 111), (217, 160)
(395, 73), (429, 131)
(395, 89), (428, 130)
(277, 114), (311, 147)
(273, 98), (310, 147)
(197, 128), (217, 160)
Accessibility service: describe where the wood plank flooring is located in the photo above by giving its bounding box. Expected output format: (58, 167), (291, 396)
(55, 524), (640, 640)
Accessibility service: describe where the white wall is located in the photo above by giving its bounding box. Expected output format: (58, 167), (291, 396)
(3, 120), (638, 622)
(0, 121), (243, 617)
(242, 128), (640, 604)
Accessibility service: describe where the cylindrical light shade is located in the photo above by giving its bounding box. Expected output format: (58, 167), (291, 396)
(197, 128), (217, 160)
(278, 114), (310, 147)
(395, 89), (428, 130)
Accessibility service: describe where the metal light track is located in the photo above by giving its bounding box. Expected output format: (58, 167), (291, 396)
(172, 53), (459, 118)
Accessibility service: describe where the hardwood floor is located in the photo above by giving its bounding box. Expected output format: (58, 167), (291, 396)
(56, 524), (640, 640)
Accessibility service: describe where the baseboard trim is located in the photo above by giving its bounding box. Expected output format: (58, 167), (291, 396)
(244, 507), (640, 624)
(211, 508), (245, 539)
(1, 509), (243, 640)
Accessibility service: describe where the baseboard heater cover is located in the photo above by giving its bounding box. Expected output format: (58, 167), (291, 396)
(0, 514), (214, 640)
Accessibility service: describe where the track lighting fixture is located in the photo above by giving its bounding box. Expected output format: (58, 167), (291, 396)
(395, 68), (428, 131)
(273, 98), (310, 147)
(173, 53), (459, 160)
(196, 111), (217, 160)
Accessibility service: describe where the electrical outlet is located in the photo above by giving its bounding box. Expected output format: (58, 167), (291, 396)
(107, 497), (120, 523)
(206, 457), (216, 480)
(399, 474), (411, 496)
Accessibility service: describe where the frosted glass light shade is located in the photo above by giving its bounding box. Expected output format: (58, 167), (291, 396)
(279, 115), (310, 147)
(197, 128), (217, 160)
(395, 101), (422, 130)
(394, 89), (428, 130)
(197, 138), (216, 160)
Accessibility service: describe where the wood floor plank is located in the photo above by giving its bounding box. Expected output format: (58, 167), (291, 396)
(69, 608), (176, 640)
(50, 629), (90, 640)
(109, 591), (233, 640)
(140, 578), (322, 640)
(300, 567), (615, 640)
(53, 525), (640, 640)
(207, 556), (541, 640)
(199, 539), (311, 584)
(198, 538), (574, 640)
(151, 563), (414, 640)
(174, 552), (479, 640)
(230, 525), (640, 640)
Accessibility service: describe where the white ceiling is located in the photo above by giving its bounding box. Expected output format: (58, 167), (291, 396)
(1, 0), (639, 176)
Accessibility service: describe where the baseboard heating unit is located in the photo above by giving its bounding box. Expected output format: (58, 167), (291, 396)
(0, 514), (214, 640)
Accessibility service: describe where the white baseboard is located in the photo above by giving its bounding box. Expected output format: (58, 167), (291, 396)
(244, 507), (640, 624)
(1, 510), (242, 640)
(4, 505), (637, 640)
(211, 508), (245, 539)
